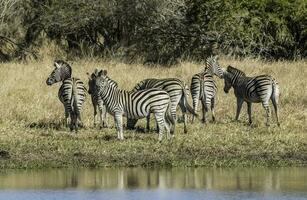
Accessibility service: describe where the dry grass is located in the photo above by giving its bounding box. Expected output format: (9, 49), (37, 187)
(0, 57), (307, 169)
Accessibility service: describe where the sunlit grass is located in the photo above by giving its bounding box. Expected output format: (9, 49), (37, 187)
(0, 57), (306, 169)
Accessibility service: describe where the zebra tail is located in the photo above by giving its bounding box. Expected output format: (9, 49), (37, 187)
(165, 101), (175, 127)
(71, 82), (80, 118)
(271, 77), (280, 101)
(182, 88), (198, 117)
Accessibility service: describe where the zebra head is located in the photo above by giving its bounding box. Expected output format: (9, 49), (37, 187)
(132, 79), (149, 92)
(87, 69), (100, 95)
(206, 55), (225, 78)
(94, 69), (109, 94)
(223, 65), (246, 93)
(46, 60), (72, 85)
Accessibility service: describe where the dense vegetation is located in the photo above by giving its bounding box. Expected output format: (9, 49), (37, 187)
(0, 0), (306, 63)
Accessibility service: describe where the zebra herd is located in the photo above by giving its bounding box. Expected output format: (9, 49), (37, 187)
(46, 56), (280, 140)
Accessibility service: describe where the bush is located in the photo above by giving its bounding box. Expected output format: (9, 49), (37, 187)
(0, 0), (306, 63)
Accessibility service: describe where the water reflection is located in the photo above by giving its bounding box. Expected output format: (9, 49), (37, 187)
(0, 168), (307, 192)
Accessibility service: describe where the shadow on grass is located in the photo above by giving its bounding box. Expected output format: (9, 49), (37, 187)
(26, 119), (65, 130)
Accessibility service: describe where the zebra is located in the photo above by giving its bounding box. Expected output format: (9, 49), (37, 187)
(223, 65), (280, 126)
(46, 60), (86, 131)
(206, 55), (225, 79)
(93, 70), (175, 140)
(190, 66), (217, 123)
(128, 78), (197, 134)
(87, 69), (118, 128)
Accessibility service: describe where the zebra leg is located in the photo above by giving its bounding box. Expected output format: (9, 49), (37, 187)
(262, 102), (271, 127)
(103, 106), (108, 128)
(64, 107), (70, 127)
(146, 114), (151, 132)
(70, 113), (76, 132)
(179, 101), (187, 133)
(247, 102), (252, 125)
(211, 98), (216, 122)
(93, 105), (98, 127)
(235, 98), (244, 121)
(114, 114), (124, 140)
(77, 114), (83, 128)
(169, 103), (177, 135)
(192, 100), (198, 123)
(154, 113), (165, 141)
(201, 100), (209, 123)
(271, 97), (280, 127)
(100, 105), (108, 128)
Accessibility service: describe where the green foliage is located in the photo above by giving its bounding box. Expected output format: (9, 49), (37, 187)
(0, 0), (307, 63)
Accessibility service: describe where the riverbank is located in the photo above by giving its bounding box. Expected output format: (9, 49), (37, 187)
(0, 58), (306, 169)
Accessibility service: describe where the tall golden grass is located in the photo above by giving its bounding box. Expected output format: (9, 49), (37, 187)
(0, 55), (306, 168)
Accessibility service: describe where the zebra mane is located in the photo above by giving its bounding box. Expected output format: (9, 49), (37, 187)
(201, 66), (213, 75)
(226, 65), (246, 76)
(54, 60), (72, 75)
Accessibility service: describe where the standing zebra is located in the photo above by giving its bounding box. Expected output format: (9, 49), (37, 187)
(128, 78), (197, 134)
(93, 70), (174, 140)
(190, 66), (217, 123)
(223, 65), (280, 126)
(87, 69), (118, 128)
(46, 60), (86, 131)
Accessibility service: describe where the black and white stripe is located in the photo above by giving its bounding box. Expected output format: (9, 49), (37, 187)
(46, 60), (86, 131)
(206, 55), (224, 78)
(190, 66), (217, 123)
(223, 65), (280, 126)
(129, 78), (196, 133)
(94, 70), (174, 140)
(87, 69), (118, 128)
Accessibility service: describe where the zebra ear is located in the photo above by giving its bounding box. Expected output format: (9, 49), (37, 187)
(86, 72), (91, 80)
(103, 70), (107, 76)
(98, 70), (103, 77)
(214, 55), (219, 60)
(54, 62), (61, 69)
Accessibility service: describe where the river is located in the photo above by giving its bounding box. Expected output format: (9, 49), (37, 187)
(0, 167), (307, 200)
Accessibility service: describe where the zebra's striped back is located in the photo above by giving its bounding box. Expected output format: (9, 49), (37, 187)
(132, 78), (184, 94)
(190, 67), (217, 122)
(191, 71), (217, 105)
(131, 77), (196, 133)
(59, 78), (86, 117)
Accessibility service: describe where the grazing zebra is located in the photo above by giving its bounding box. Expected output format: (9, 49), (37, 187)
(128, 78), (197, 134)
(87, 69), (118, 128)
(46, 60), (86, 131)
(93, 70), (174, 140)
(190, 66), (217, 123)
(223, 65), (280, 126)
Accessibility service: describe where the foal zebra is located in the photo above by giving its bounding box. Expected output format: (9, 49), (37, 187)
(129, 78), (196, 133)
(46, 60), (86, 131)
(87, 69), (118, 128)
(190, 66), (217, 123)
(93, 70), (174, 141)
(223, 65), (280, 126)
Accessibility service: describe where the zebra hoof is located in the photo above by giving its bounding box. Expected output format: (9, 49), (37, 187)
(158, 134), (163, 141)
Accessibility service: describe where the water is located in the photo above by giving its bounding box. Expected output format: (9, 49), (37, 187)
(1, 167), (307, 200)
